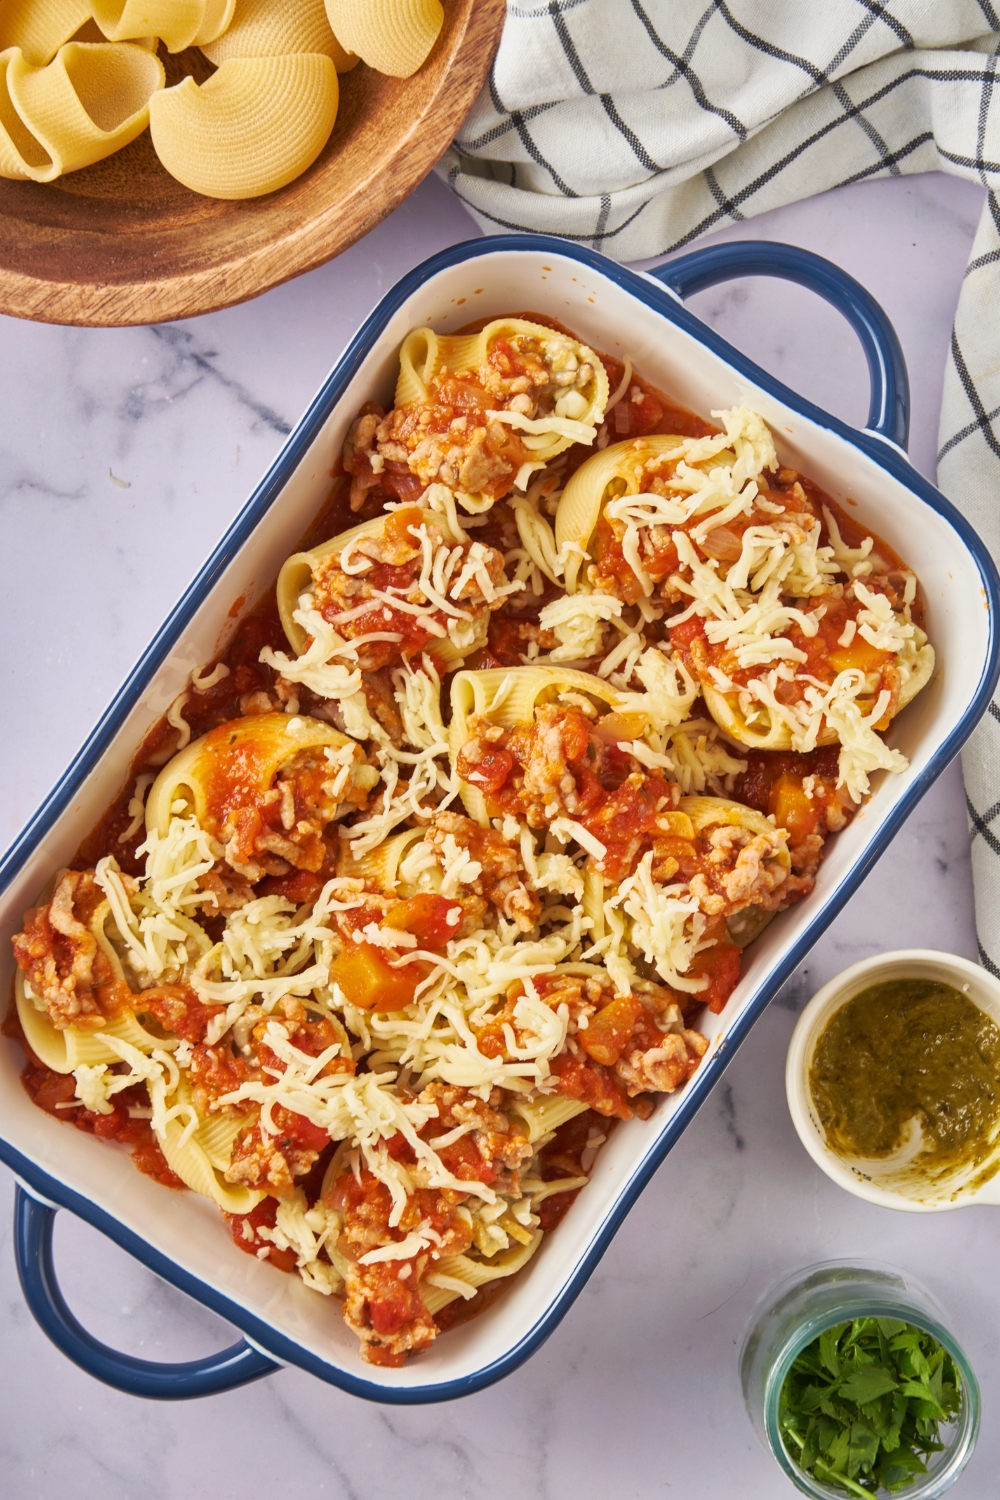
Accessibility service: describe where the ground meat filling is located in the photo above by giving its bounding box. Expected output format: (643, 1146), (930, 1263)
(457, 705), (683, 881)
(423, 810), (541, 932)
(655, 821), (792, 918)
(312, 505), (514, 668)
(206, 748), (370, 887)
(589, 463), (820, 609)
(12, 869), (125, 1029)
(731, 747), (858, 882)
(377, 392), (529, 500)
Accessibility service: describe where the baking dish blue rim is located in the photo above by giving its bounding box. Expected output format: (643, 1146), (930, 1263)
(0, 231), (996, 1405)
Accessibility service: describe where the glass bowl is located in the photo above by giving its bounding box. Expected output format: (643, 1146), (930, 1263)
(740, 1261), (980, 1498)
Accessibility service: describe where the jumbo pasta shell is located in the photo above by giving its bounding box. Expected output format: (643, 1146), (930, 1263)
(338, 826), (430, 892)
(324, 0), (442, 78)
(507, 1095), (588, 1145)
(14, 970), (168, 1073)
(701, 684), (808, 752)
(679, 794), (788, 846)
(277, 507), (472, 669)
(193, 1107), (255, 1173)
(555, 434), (689, 593)
(476, 318), (610, 466)
(72, 21), (160, 51)
(898, 642), (936, 711)
(194, 0), (238, 48)
(700, 640), (935, 754)
(394, 328), (483, 406)
(277, 517), (397, 652)
(6, 41), (164, 181)
(448, 665), (626, 825)
(418, 1233), (542, 1316)
(148, 53), (338, 200)
(145, 711), (357, 837)
(202, 0), (358, 72)
(0, 0), (91, 67)
(91, 0), (210, 53)
(157, 1077), (263, 1212)
(0, 49), (53, 179)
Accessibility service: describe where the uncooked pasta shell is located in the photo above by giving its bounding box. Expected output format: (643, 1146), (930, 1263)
(194, 0), (238, 47)
(0, 49), (53, 179)
(148, 52), (338, 200)
(0, 0), (92, 67)
(555, 434), (689, 593)
(72, 20), (159, 51)
(324, 0), (442, 78)
(202, 0), (358, 71)
(91, 0), (207, 53)
(6, 41), (164, 181)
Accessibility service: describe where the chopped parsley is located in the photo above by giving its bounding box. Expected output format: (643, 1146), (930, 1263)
(778, 1317), (962, 1495)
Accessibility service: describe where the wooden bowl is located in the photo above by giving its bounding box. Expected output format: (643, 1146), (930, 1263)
(0, 0), (506, 327)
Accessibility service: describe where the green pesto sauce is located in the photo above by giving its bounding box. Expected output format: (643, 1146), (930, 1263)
(809, 978), (1000, 1177)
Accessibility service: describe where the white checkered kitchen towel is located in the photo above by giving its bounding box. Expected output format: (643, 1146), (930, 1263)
(439, 0), (1000, 973)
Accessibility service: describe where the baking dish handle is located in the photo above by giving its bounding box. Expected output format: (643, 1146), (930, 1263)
(14, 1185), (281, 1399)
(647, 241), (910, 454)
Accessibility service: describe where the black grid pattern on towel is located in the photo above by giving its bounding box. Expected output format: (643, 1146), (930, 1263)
(440, 2), (1000, 972)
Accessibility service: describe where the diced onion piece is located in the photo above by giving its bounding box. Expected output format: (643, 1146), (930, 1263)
(5, 41), (164, 182)
(149, 53), (339, 201)
(202, 0), (358, 71)
(324, 0), (443, 78)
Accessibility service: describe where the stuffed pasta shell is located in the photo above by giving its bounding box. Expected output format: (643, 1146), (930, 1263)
(556, 406), (934, 799)
(346, 318), (609, 513)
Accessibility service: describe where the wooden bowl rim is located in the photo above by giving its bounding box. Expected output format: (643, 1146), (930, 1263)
(0, 0), (505, 327)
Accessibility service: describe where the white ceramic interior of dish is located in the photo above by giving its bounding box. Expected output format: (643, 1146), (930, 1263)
(786, 950), (1000, 1212)
(0, 246), (993, 1394)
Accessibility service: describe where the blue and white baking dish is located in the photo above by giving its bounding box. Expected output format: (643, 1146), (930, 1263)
(1, 234), (997, 1405)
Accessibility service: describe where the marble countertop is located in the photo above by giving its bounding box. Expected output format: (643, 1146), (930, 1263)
(0, 168), (996, 1499)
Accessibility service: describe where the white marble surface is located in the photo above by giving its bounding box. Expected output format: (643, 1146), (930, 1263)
(0, 168), (996, 1498)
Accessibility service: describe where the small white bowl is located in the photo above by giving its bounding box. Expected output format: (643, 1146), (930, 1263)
(786, 950), (1000, 1212)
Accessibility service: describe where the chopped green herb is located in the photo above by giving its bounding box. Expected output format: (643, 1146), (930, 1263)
(778, 1318), (962, 1495)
